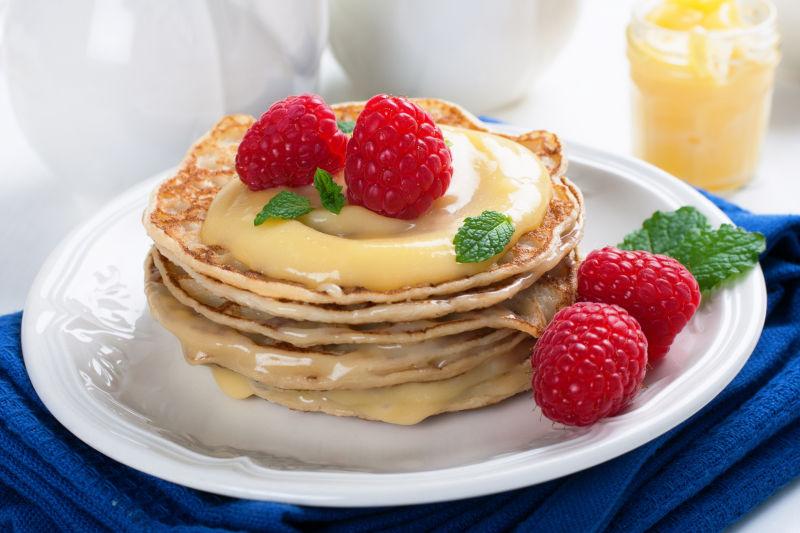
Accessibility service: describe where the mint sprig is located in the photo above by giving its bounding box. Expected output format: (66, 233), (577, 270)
(670, 224), (766, 293)
(454, 211), (515, 263)
(337, 120), (355, 134)
(313, 169), (346, 214)
(619, 206), (765, 292)
(620, 206), (710, 254)
(254, 191), (312, 226)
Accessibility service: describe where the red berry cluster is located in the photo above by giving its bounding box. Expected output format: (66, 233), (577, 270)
(235, 93), (453, 219)
(532, 247), (701, 426)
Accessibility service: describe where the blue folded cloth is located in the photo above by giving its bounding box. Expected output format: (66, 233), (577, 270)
(1, 193), (798, 533)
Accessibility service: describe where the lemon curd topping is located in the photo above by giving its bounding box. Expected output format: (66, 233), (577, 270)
(200, 125), (552, 291)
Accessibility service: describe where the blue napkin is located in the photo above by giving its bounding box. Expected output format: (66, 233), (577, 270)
(1, 193), (798, 533)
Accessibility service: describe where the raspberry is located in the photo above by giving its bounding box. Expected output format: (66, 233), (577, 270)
(532, 302), (648, 426)
(345, 94), (453, 219)
(577, 247), (701, 362)
(235, 94), (347, 190)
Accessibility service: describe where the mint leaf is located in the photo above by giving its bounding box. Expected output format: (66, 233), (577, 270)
(313, 169), (346, 214)
(337, 120), (355, 134)
(670, 224), (766, 292)
(619, 206), (710, 254)
(454, 211), (515, 263)
(618, 206), (765, 293)
(253, 191), (312, 225)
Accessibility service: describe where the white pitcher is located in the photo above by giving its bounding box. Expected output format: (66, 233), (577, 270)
(329, 0), (582, 112)
(1, 0), (327, 193)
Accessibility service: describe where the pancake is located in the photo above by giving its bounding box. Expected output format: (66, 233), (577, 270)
(147, 254), (535, 391)
(152, 247), (577, 348)
(152, 219), (578, 324)
(143, 99), (584, 305)
(142, 98), (584, 424)
(221, 346), (532, 425)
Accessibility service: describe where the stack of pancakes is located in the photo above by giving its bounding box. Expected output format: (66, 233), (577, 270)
(143, 99), (584, 425)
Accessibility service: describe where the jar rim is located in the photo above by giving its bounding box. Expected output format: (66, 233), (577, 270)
(630, 0), (777, 40)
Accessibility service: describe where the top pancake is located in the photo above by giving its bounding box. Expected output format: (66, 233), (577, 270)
(143, 99), (584, 305)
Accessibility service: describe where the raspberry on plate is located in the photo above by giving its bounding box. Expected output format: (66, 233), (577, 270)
(577, 247), (701, 362)
(235, 94), (348, 191)
(345, 94), (453, 219)
(532, 302), (648, 427)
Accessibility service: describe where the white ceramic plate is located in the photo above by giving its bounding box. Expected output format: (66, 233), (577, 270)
(22, 134), (766, 507)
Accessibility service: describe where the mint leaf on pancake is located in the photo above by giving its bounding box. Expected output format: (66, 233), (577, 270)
(454, 211), (515, 263)
(670, 224), (766, 292)
(313, 169), (346, 215)
(618, 206), (765, 293)
(619, 206), (710, 254)
(337, 120), (355, 134)
(253, 191), (312, 225)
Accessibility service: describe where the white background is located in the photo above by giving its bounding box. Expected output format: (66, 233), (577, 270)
(0, 1), (798, 529)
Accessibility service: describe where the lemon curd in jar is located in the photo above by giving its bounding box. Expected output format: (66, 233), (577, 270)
(201, 125), (552, 292)
(627, 0), (779, 190)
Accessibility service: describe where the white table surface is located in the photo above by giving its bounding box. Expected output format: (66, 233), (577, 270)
(0, 1), (798, 529)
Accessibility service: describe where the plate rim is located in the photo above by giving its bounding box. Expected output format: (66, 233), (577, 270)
(21, 138), (767, 507)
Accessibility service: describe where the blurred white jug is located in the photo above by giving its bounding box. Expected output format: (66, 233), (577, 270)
(1, 0), (327, 193)
(329, 0), (582, 112)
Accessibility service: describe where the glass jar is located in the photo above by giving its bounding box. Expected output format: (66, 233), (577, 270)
(627, 0), (780, 191)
